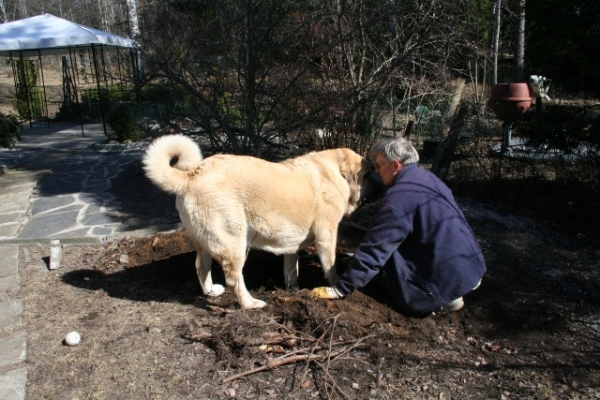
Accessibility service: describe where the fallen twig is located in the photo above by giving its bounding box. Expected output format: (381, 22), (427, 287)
(205, 304), (235, 314)
(314, 360), (353, 400)
(221, 335), (373, 384)
(323, 314), (341, 400)
(245, 333), (301, 347)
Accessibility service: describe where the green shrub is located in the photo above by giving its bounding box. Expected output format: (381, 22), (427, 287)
(512, 104), (600, 154)
(106, 103), (141, 142)
(0, 112), (22, 149)
(13, 59), (45, 120)
(139, 83), (189, 104)
(81, 85), (136, 104)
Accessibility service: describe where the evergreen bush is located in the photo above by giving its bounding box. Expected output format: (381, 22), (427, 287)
(13, 59), (45, 120)
(0, 112), (22, 149)
(106, 103), (141, 142)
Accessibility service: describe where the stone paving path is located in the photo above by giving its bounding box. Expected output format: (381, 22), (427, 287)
(0, 124), (171, 399)
(0, 246), (27, 400)
(17, 145), (145, 239)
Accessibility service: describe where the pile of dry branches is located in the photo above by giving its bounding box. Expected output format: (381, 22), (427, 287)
(182, 296), (378, 399)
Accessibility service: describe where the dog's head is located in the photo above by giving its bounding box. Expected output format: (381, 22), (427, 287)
(336, 149), (383, 216)
(360, 170), (384, 205)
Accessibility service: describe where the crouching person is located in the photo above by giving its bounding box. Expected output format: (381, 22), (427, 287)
(309, 137), (486, 317)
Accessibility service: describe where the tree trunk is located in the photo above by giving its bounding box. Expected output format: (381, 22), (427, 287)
(126, 0), (140, 39)
(387, 0), (399, 56)
(126, 0), (142, 78)
(492, 0), (501, 84)
(19, 0), (27, 18)
(0, 0), (7, 22)
(512, 0), (526, 82)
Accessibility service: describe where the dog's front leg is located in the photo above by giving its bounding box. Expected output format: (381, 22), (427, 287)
(195, 247), (224, 297)
(322, 258), (340, 285)
(283, 253), (299, 289)
(315, 239), (339, 286)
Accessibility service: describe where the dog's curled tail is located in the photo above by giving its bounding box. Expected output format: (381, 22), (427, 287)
(142, 134), (203, 195)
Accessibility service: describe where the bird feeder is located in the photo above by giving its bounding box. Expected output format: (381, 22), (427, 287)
(487, 83), (532, 154)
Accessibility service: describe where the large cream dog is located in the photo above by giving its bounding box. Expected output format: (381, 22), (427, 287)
(143, 134), (374, 309)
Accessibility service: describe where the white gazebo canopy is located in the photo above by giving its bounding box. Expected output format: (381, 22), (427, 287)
(0, 13), (137, 57)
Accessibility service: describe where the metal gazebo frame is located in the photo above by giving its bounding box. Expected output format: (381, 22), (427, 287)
(0, 14), (139, 136)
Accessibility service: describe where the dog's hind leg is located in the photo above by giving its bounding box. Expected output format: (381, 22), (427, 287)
(283, 253), (299, 289)
(194, 245), (225, 297)
(217, 252), (267, 310)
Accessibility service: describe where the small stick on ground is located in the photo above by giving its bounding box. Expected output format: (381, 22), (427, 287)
(221, 335), (373, 384)
(323, 314), (341, 400)
(314, 360), (353, 400)
(205, 304), (235, 314)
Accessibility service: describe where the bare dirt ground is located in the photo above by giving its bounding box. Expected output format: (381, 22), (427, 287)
(17, 161), (600, 400)
(0, 64), (18, 115)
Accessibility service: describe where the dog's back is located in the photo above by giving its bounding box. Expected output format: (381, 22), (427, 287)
(178, 152), (334, 255)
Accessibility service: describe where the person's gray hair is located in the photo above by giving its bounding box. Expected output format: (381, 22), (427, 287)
(369, 137), (420, 165)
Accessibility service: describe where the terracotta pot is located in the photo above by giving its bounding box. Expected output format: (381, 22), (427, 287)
(487, 83), (532, 121)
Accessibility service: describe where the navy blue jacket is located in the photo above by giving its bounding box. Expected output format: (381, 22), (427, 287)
(335, 163), (486, 316)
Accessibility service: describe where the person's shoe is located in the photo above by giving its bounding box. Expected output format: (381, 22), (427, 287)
(434, 297), (464, 314)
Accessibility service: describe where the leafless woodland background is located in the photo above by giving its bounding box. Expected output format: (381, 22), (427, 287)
(1, 0), (599, 243)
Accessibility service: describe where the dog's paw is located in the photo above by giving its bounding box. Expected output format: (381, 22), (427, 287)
(205, 284), (225, 297)
(241, 298), (267, 310)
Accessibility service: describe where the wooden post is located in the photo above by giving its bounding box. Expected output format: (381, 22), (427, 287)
(403, 120), (415, 139)
(443, 78), (466, 135)
(431, 105), (470, 180)
(429, 77), (468, 180)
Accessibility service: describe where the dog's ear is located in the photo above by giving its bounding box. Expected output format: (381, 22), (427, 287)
(340, 163), (356, 183)
(341, 166), (357, 184)
(338, 152), (356, 184)
(337, 150), (359, 186)
(344, 162), (365, 193)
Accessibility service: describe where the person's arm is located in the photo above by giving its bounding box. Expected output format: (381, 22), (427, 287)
(310, 202), (410, 299)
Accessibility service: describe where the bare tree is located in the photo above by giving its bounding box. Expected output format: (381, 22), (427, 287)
(492, 0), (501, 84)
(0, 0), (8, 22)
(125, 0), (139, 39)
(511, 0), (525, 82)
(137, 0), (490, 155)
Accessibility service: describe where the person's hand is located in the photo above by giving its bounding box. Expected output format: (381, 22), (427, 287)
(309, 286), (343, 300)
